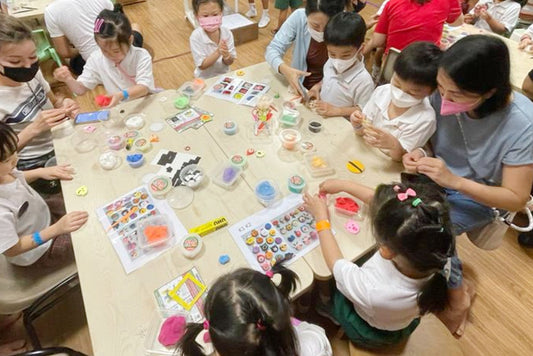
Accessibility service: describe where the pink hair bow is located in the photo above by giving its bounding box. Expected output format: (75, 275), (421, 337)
(265, 270), (274, 278)
(94, 18), (104, 33)
(397, 188), (416, 202)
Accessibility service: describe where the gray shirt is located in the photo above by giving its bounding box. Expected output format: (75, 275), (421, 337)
(430, 92), (533, 186)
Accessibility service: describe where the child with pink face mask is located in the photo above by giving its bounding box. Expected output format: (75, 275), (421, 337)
(190, 0), (236, 79)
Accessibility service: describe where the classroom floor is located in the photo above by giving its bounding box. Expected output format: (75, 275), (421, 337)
(3, 0), (533, 355)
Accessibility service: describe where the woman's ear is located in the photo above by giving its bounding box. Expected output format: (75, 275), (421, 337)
(129, 34), (134, 45)
(483, 88), (497, 100)
(379, 245), (396, 260)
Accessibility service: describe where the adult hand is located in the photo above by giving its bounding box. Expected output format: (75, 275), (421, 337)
(402, 149), (425, 173)
(315, 100), (338, 117)
(363, 126), (397, 150)
(303, 192), (329, 221)
(349, 109), (366, 135)
(53, 65), (73, 83)
(308, 83), (321, 100)
(518, 37), (533, 50)
(318, 179), (344, 195)
(415, 157), (461, 189)
(279, 64), (310, 97)
(39, 165), (74, 181)
(54, 211), (89, 235)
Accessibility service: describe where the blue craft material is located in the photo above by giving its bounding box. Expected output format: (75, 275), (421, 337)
(126, 153), (144, 168)
(219, 254), (230, 265)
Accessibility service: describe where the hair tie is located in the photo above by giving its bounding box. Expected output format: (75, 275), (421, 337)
(441, 257), (452, 282)
(411, 198), (422, 207)
(203, 320), (210, 330)
(94, 18), (104, 33)
(256, 319), (266, 331)
(265, 270), (274, 278)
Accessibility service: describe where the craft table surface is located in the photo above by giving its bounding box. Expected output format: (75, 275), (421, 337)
(442, 23), (533, 92)
(52, 91), (314, 356)
(197, 62), (403, 280)
(7, 0), (52, 20)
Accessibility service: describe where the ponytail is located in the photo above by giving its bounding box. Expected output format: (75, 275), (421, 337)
(417, 272), (449, 314)
(113, 3), (124, 13)
(177, 323), (204, 356)
(271, 264), (298, 297)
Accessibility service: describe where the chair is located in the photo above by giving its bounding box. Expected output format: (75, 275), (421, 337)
(0, 256), (80, 349)
(12, 346), (88, 356)
(31, 29), (62, 67)
(376, 47), (401, 85)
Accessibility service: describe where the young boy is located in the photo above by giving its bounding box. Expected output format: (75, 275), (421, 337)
(465, 0), (521, 36)
(350, 42), (442, 161)
(309, 12), (374, 118)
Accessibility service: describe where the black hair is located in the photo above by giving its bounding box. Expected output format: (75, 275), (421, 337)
(177, 265), (300, 356)
(324, 12), (366, 48)
(370, 183), (455, 314)
(393, 41), (442, 89)
(0, 13), (33, 50)
(192, 0), (224, 14)
(440, 35), (511, 118)
(0, 122), (18, 162)
(94, 8), (132, 47)
(305, 0), (347, 18)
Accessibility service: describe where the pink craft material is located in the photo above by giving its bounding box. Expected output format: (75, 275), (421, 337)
(95, 95), (112, 107)
(344, 220), (360, 234)
(158, 315), (187, 346)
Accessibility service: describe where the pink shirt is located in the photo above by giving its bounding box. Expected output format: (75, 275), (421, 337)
(375, 0), (462, 53)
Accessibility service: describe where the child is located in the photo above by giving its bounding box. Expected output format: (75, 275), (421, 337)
(53, 9), (155, 107)
(0, 123), (88, 266)
(309, 12), (373, 118)
(189, 0), (236, 79)
(272, 0), (302, 35)
(0, 14), (79, 172)
(303, 181), (456, 347)
(518, 23), (533, 50)
(177, 266), (332, 356)
(465, 0), (521, 35)
(246, 0), (271, 28)
(350, 42), (441, 161)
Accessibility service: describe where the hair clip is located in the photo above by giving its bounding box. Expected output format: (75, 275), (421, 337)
(256, 319), (266, 331)
(397, 188), (416, 202)
(94, 18), (104, 33)
(411, 198), (422, 207)
(203, 320), (210, 330)
(393, 185), (401, 192)
(265, 270), (274, 278)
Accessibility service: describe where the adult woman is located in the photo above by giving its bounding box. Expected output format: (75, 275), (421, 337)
(403, 35), (533, 335)
(265, 0), (346, 96)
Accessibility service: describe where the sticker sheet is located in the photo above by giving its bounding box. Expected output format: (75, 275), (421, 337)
(229, 194), (320, 272)
(151, 149), (201, 187)
(96, 186), (187, 274)
(206, 76), (270, 106)
(165, 106), (213, 133)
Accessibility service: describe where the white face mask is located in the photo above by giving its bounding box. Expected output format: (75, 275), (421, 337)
(308, 26), (324, 43)
(330, 49), (361, 73)
(390, 85), (423, 108)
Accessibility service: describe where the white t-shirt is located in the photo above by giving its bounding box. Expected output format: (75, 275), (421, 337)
(0, 70), (55, 160)
(471, 0), (521, 33)
(78, 46), (155, 94)
(521, 24), (533, 41)
(44, 0), (114, 60)
(333, 254), (432, 331)
(190, 26), (237, 79)
(363, 84), (436, 152)
(0, 170), (52, 266)
(294, 320), (332, 356)
(320, 58), (374, 110)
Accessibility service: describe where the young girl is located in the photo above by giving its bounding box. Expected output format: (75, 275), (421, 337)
(177, 266), (332, 356)
(350, 42), (441, 161)
(53, 9), (155, 107)
(303, 181), (456, 347)
(0, 123), (88, 266)
(189, 0), (236, 79)
(0, 14), (79, 173)
(465, 0), (521, 35)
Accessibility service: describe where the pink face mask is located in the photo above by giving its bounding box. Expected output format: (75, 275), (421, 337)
(198, 15), (222, 32)
(440, 96), (481, 116)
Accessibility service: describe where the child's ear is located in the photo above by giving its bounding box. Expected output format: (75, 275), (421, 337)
(130, 34), (134, 45)
(379, 245), (396, 260)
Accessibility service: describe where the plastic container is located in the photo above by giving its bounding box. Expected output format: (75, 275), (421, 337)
(299, 141), (315, 154)
(335, 197), (360, 216)
(99, 151), (121, 170)
(304, 152), (335, 177)
(279, 108), (301, 127)
(255, 179), (280, 206)
(125, 113), (145, 130)
(133, 137), (152, 152)
(223, 121), (238, 135)
(123, 130), (140, 140)
(179, 164), (204, 189)
(212, 163), (242, 189)
(288, 175), (306, 193)
(71, 130), (97, 153)
(179, 233), (203, 258)
(106, 134), (125, 150)
(308, 121), (322, 133)
(144, 309), (189, 355)
(229, 154), (247, 169)
(178, 81), (203, 99)
(138, 215), (173, 249)
(148, 176), (172, 198)
(279, 129), (301, 150)
(167, 186), (194, 209)
(127, 153), (144, 168)
(174, 96), (190, 110)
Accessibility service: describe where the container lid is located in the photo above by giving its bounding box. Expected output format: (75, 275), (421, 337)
(288, 175), (306, 189)
(167, 186), (194, 209)
(229, 154), (247, 168)
(148, 176), (173, 196)
(137, 215), (173, 249)
(303, 152), (335, 177)
(178, 81), (203, 99)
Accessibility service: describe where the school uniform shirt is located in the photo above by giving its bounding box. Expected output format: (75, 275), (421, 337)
(294, 319), (333, 356)
(0, 170), (52, 266)
(471, 0), (521, 33)
(375, 0), (461, 52)
(44, 0), (114, 61)
(363, 84), (436, 152)
(320, 58), (374, 110)
(522, 24), (533, 41)
(190, 26), (237, 79)
(77, 46), (155, 94)
(0, 70), (54, 161)
(333, 253), (432, 331)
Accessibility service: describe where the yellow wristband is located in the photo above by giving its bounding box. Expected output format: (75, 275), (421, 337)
(316, 220), (331, 232)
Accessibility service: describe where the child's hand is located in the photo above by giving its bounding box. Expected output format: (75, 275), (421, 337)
(39, 165), (74, 181)
(350, 109), (367, 135)
(308, 83), (321, 100)
(479, 8), (491, 21)
(363, 126), (397, 150)
(464, 13), (475, 24)
(54, 211), (89, 235)
(519, 37), (532, 50)
(402, 149), (425, 173)
(61, 98), (80, 119)
(315, 100), (338, 117)
(106, 92), (123, 108)
(53, 65), (74, 82)
(303, 192), (329, 221)
(318, 179), (344, 195)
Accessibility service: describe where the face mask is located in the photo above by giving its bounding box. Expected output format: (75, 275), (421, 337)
(440, 96), (481, 116)
(308, 27), (324, 43)
(390, 85), (423, 108)
(330, 49), (361, 73)
(0, 61), (39, 83)
(198, 15), (222, 32)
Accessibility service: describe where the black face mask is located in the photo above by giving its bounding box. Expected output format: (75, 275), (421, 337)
(0, 61), (39, 83)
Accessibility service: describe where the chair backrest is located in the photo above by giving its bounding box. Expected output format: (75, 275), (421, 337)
(13, 346), (88, 356)
(379, 47), (401, 84)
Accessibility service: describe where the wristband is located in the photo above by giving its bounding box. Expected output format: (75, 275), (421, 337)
(316, 220), (331, 232)
(417, 147), (428, 157)
(32, 232), (44, 246)
(122, 89), (129, 101)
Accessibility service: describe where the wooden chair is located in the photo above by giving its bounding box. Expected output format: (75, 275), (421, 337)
(12, 346), (88, 356)
(377, 47), (401, 85)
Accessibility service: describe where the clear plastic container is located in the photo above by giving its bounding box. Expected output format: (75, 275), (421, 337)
(212, 163), (242, 189)
(148, 176), (172, 198)
(106, 134), (125, 150)
(178, 81), (203, 99)
(167, 186), (194, 210)
(279, 108), (301, 127)
(144, 309), (188, 355)
(71, 130), (97, 153)
(255, 179), (280, 206)
(137, 215), (173, 249)
(99, 151), (121, 170)
(179, 164), (205, 189)
(279, 129), (301, 150)
(303, 152), (335, 177)
(288, 175), (306, 194)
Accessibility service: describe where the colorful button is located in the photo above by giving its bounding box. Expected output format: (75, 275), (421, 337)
(256, 237), (264, 244)
(272, 220), (279, 226)
(280, 244), (288, 251)
(265, 223), (272, 229)
(271, 245), (279, 252)
(252, 246), (260, 254)
(346, 160), (365, 174)
(275, 237), (282, 244)
(260, 229), (269, 237)
(251, 230), (259, 237)
(246, 237), (255, 245)
(76, 185), (88, 196)
(295, 231), (302, 237)
(310, 231), (318, 239)
(288, 235), (295, 242)
(266, 237), (274, 244)
(257, 254), (266, 263)
(269, 229), (276, 236)
(261, 244), (268, 251)
(301, 225), (310, 233)
(265, 251), (273, 260)
(261, 262), (270, 271)
(286, 224), (292, 231)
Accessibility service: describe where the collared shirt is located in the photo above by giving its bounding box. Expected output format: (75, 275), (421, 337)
(471, 0), (521, 33)
(190, 26), (237, 79)
(320, 58), (374, 109)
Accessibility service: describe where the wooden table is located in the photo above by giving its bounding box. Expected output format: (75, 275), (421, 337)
(442, 24), (533, 92)
(52, 90), (314, 355)
(7, 0), (52, 21)
(197, 62), (403, 280)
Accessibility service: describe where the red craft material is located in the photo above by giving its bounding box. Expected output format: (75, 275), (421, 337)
(158, 315), (187, 346)
(335, 197), (359, 215)
(95, 95), (112, 107)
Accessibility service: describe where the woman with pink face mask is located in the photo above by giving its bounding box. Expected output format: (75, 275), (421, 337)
(403, 35), (533, 336)
(189, 0), (236, 79)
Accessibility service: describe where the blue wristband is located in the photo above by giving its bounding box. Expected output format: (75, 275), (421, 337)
(122, 89), (129, 101)
(32, 232), (44, 246)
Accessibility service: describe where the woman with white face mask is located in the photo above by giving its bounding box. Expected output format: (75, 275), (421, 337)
(265, 0), (346, 97)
